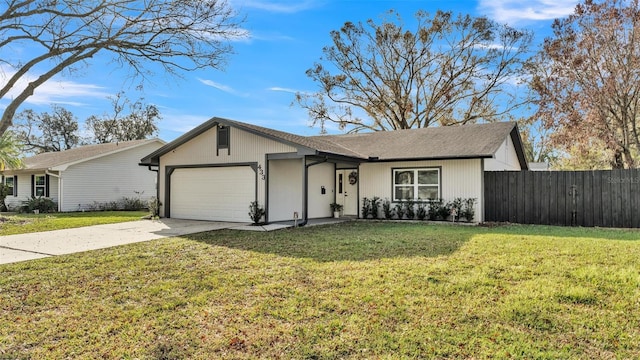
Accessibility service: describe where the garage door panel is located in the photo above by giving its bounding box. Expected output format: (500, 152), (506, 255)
(170, 167), (254, 222)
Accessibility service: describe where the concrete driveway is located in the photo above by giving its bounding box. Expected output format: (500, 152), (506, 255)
(0, 219), (246, 265)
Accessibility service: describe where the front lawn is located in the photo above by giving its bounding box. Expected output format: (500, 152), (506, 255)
(1, 222), (638, 358)
(0, 211), (148, 235)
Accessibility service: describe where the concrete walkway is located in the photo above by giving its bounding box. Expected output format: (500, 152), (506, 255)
(0, 219), (248, 265)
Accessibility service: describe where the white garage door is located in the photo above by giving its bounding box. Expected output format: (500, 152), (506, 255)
(170, 167), (255, 222)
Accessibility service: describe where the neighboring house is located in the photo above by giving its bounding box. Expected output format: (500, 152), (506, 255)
(139, 117), (527, 223)
(1, 139), (165, 212)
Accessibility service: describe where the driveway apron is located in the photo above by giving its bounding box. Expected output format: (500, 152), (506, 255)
(0, 219), (243, 265)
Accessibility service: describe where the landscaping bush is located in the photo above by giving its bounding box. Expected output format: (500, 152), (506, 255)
(416, 202), (427, 220)
(404, 199), (415, 220)
(148, 197), (162, 218)
(450, 198), (464, 222)
(19, 196), (57, 213)
(428, 198), (443, 220)
(382, 198), (393, 219)
(438, 201), (452, 220)
(370, 196), (381, 219)
(248, 201), (265, 225)
(461, 198), (477, 222)
(0, 184), (10, 212)
(120, 196), (146, 211)
(394, 203), (405, 219)
(361, 197), (372, 219)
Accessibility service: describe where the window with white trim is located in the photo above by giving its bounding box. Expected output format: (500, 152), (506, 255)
(34, 175), (46, 196)
(4, 176), (14, 196)
(392, 168), (440, 201)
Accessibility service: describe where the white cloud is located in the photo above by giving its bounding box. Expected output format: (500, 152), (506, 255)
(474, 43), (506, 50)
(478, 0), (578, 24)
(268, 86), (299, 94)
(197, 78), (248, 97)
(0, 66), (110, 108)
(234, 0), (320, 13)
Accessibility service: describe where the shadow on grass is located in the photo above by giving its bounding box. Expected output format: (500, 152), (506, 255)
(184, 221), (639, 262)
(184, 221), (474, 262)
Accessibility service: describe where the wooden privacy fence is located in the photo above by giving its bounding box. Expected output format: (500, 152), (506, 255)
(484, 170), (640, 228)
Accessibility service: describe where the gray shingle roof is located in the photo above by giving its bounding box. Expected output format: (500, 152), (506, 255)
(140, 117), (525, 168)
(312, 121), (518, 161)
(21, 139), (161, 171)
(218, 118), (367, 159)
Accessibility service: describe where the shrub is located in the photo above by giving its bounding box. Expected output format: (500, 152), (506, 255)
(394, 203), (405, 219)
(404, 199), (415, 220)
(428, 198), (443, 220)
(0, 184), (10, 212)
(450, 198), (463, 222)
(148, 197), (162, 217)
(248, 201), (265, 224)
(361, 197), (372, 219)
(120, 196), (146, 211)
(382, 198), (393, 219)
(416, 202), (427, 220)
(461, 198), (477, 222)
(370, 196), (381, 219)
(329, 202), (343, 212)
(20, 196), (57, 213)
(439, 202), (453, 220)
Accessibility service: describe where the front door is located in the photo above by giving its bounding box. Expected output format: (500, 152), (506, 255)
(336, 169), (358, 216)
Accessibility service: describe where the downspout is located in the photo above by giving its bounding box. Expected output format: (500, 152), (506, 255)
(45, 170), (61, 212)
(297, 156), (329, 227)
(148, 165), (160, 217)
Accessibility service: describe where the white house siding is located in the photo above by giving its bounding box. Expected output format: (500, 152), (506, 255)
(268, 158), (303, 222)
(307, 162), (334, 219)
(158, 126), (297, 218)
(62, 141), (162, 211)
(484, 137), (522, 171)
(3, 172), (59, 211)
(359, 159), (484, 222)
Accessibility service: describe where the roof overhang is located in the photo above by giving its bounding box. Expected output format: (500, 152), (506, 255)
(509, 125), (529, 170)
(364, 154), (494, 163)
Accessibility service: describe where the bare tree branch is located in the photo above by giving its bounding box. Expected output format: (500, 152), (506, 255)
(0, 0), (244, 135)
(296, 10), (533, 133)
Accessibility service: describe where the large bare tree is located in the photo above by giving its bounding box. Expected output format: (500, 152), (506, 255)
(529, 0), (640, 169)
(0, 0), (243, 136)
(296, 10), (533, 133)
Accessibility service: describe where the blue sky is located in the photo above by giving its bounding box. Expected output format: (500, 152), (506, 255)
(2, 0), (580, 142)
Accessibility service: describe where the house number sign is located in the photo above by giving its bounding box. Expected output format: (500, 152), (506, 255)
(257, 164), (266, 180)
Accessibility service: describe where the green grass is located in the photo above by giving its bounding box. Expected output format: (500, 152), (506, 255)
(1, 222), (639, 359)
(0, 211), (148, 235)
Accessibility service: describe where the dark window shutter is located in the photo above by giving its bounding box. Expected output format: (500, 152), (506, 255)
(45, 174), (50, 197)
(31, 174), (34, 197)
(13, 175), (17, 197)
